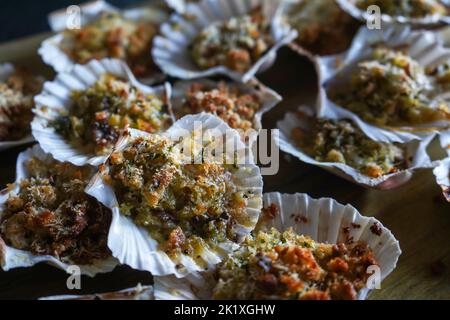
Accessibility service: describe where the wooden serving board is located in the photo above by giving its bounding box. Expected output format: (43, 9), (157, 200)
(0, 31), (449, 300)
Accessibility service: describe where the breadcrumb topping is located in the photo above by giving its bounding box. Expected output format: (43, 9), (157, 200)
(178, 82), (262, 131)
(292, 114), (406, 178)
(213, 227), (378, 300)
(0, 157), (112, 264)
(330, 47), (450, 127)
(105, 135), (252, 263)
(0, 67), (43, 141)
(52, 74), (171, 155)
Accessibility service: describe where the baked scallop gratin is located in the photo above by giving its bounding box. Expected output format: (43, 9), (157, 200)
(285, 0), (358, 55)
(176, 81), (263, 131)
(212, 227), (377, 300)
(51, 73), (172, 156)
(190, 7), (274, 73)
(103, 133), (255, 264)
(0, 156), (112, 265)
(60, 12), (160, 78)
(0, 67), (43, 142)
(329, 47), (450, 127)
(292, 114), (407, 178)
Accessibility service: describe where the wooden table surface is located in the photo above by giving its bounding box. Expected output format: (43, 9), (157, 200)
(0, 32), (449, 300)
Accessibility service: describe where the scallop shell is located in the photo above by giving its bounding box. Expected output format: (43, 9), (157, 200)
(433, 158), (450, 201)
(40, 0), (169, 84)
(0, 63), (35, 151)
(439, 25), (450, 47)
(276, 105), (441, 189)
(336, 0), (450, 26)
(85, 113), (263, 277)
(171, 78), (282, 145)
(165, 0), (193, 13)
(152, 0), (298, 83)
(31, 58), (173, 167)
(39, 284), (153, 300)
(318, 25), (450, 143)
(0, 144), (118, 277)
(153, 192), (402, 300)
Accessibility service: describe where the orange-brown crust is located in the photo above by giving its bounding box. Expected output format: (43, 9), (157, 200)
(180, 82), (262, 131)
(0, 157), (112, 265)
(213, 228), (378, 300)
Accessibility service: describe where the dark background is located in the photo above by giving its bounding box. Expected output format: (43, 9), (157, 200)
(0, 0), (146, 43)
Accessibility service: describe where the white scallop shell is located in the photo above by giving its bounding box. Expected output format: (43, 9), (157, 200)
(40, 0), (169, 84)
(336, 0), (450, 26)
(165, 0), (191, 13)
(0, 144), (119, 277)
(318, 25), (450, 143)
(433, 158), (450, 201)
(31, 58), (173, 167)
(85, 113), (263, 278)
(39, 284), (153, 300)
(171, 78), (282, 145)
(152, 0), (298, 83)
(153, 192), (402, 300)
(0, 63), (36, 151)
(276, 105), (442, 189)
